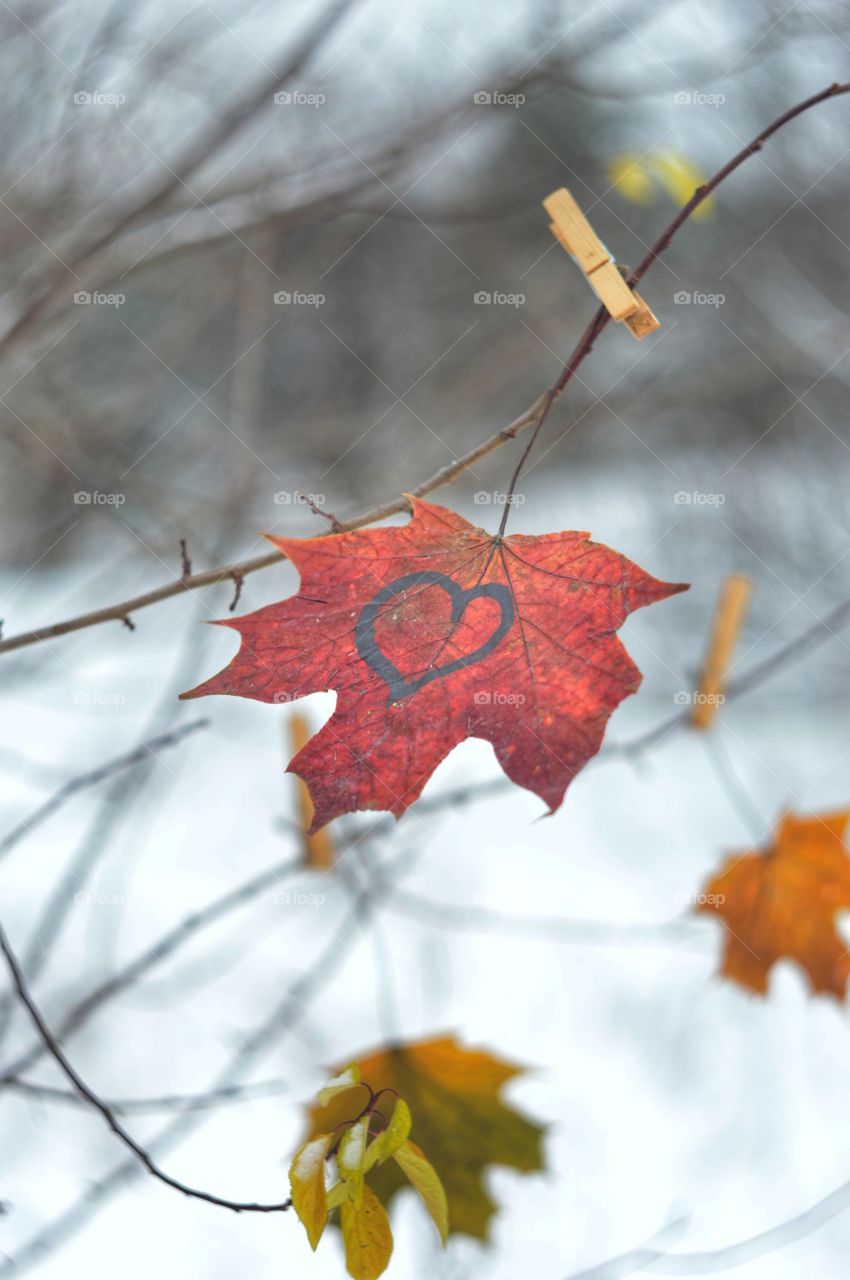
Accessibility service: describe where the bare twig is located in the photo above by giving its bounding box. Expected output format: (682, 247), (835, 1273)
(228, 571), (245, 612)
(564, 1173), (850, 1275)
(0, 395), (548, 652)
(0, 852), (302, 1084)
(606, 593), (850, 762)
(0, 720), (207, 865)
(0, 0), (359, 363)
(4, 82), (848, 656)
(381, 888), (701, 949)
(0, 862), (411, 1273)
(4, 1073), (291, 1116)
(496, 80), (850, 527)
(564, 1216), (689, 1279)
(0, 916), (294, 1213)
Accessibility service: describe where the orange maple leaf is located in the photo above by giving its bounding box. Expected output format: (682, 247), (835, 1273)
(697, 810), (850, 999)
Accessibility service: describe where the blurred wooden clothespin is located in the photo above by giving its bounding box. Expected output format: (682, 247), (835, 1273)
(691, 574), (754, 730)
(543, 188), (659, 339)
(288, 712), (335, 868)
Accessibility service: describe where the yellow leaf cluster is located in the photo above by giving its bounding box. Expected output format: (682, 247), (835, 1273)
(289, 1060), (450, 1279)
(608, 149), (715, 219)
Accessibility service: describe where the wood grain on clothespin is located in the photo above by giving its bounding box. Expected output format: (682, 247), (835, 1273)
(544, 187), (660, 338)
(692, 575), (754, 730)
(623, 291), (659, 338)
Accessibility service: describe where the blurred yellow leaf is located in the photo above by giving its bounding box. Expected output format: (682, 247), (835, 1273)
(608, 152), (654, 204)
(393, 1139), (449, 1245)
(304, 1034), (545, 1239)
(608, 148), (714, 219)
(289, 1133), (331, 1250)
(652, 150), (714, 218)
(340, 1184), (393, 1280)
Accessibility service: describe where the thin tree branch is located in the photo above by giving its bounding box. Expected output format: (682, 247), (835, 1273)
(496, 79), (850, 525)
(0, 862), (411, 1274)
(0, 0), (359, 363)
(4, 1073), (291, 1115)
(564, 1216), (689, 1279)
(4, 81), (849, 656)
(381, 887), (701, 949)
(0, 720), (208, 864)
(0, 916), (294, 1214)
(0, 395), (549, 653)
(0, 852), (302, 1085)
(607, 593), (850, 761)
(564, 1172), (850, 1275)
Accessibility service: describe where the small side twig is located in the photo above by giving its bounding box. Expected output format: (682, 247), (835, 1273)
(228, 571), (245, 612)
(301, 495), (343, 532)
(179, 539), (192, 578)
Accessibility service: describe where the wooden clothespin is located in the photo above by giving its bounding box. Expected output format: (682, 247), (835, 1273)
(288, 712), (335, 868)
(691, 575), (753, 730)
(543, 188), (659, 339)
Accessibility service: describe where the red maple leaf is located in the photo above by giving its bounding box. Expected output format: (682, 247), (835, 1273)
(181, 499), (686, 828)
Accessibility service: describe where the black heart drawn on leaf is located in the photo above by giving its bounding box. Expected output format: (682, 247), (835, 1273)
(354, 571), (515, 703)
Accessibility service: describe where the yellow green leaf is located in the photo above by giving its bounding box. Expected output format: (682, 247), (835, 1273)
(340, 1184), (393, 1280)
(393, 1139), (449, 1245)
(327, 1180), (351, 1210)
(364, 1098), (412, 1169)
(317, 1064), (361, 1108)
(338, 1115), (369, 1206)
(289, 1133), (330, 1250)
(608, 152), (655, 204)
